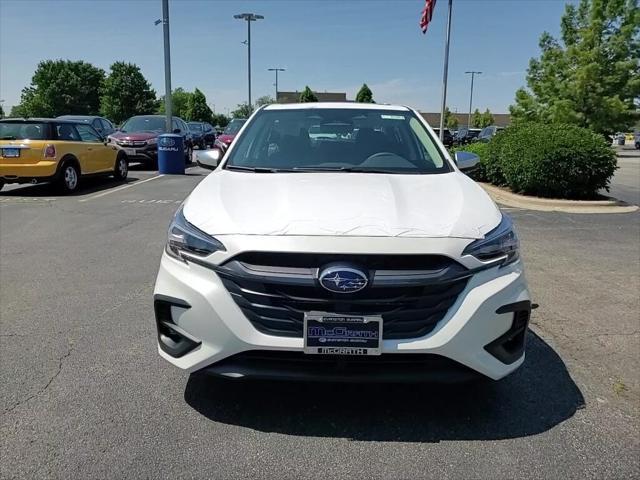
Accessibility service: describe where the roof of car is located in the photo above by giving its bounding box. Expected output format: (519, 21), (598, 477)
(263, 102), (410, 111)
(0, 117), (78, 124)
(57, 115), (100, 120)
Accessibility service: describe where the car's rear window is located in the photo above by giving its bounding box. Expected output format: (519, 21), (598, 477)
(0, 122), (49, 140)
(225, 108), (450, 174)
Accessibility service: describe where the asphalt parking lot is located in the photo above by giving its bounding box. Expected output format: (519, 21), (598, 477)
(1, 158), (638, 479)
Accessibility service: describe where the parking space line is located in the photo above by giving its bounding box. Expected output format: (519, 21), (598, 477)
(79, 174), (165, 202)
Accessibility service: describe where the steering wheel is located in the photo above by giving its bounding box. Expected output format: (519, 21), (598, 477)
(364, 152), (397, 162)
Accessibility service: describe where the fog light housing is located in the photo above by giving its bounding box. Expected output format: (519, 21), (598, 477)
(154, 295), (201, 358)
(484, 301), (531, 364)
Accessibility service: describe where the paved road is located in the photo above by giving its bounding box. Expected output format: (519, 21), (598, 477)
(1, 166), (638, 479)
(609, 147), (640, 206)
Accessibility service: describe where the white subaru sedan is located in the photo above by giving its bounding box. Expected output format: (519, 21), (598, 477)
(154, 103), (531, 382)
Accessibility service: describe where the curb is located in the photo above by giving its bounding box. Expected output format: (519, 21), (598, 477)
(479, 183), (639, 214)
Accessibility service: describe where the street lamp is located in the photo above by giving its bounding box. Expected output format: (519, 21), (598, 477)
(465, 71), (482, 128)
(155, 0), (173, 133)
(234, 13), (264, 111)
(267, 68), (285, 100)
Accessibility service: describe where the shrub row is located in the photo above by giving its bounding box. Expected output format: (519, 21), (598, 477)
(451, 123), (617, 199)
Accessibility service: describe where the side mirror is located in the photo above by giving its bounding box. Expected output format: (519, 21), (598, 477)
(196, 147), (223, 170)
(173, 128), (181, 134)
(454, 151), (480, 173)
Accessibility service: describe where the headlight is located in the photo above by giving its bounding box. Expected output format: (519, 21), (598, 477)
(462, 214), (520, 266)
(166, 207), (225, 262)
(146, 137), (158, 145)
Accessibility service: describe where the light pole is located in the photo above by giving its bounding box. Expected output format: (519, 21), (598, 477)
(438, 0), (453, 142)
(267, 68), (285, 100)
(465, 71), (482, 128)
(234, 13), (264, 111)
(155, 0), (173, 133)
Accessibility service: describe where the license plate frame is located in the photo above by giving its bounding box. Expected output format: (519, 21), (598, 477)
(2, 148), (20, 158)
(123, 148), (136, 156)
(303, 312), (382, 355)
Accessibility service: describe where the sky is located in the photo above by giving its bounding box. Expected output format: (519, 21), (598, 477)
(0, 0), (576, 116)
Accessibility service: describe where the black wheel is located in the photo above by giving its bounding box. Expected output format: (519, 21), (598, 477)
(57, 161), (80, 194)
(113, 154), (128, 181)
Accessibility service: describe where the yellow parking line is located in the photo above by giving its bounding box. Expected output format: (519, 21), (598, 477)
(79, 174), (165, 202)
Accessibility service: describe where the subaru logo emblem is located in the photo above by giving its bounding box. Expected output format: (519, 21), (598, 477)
(319, 265), (368, 294)
(159, 137), (175, 147)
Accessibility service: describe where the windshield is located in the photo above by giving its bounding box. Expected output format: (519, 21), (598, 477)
(223, 119), (246, 135)
(224, 108), (450, 174)
(120, 117), (165, 133)
(0, 122), (48, 140)
(188, 123), (203, 131)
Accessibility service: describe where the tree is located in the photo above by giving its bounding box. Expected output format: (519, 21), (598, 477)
(231, 103), (252, 118)
(299, 86), (318, 103)
(472, 108), (494, 128)
(13, 60), (105, 117)
(186, 88), (213, 122)
(356, 83), (375, 103)
(100, 62), (158, 124)
(157, 88), (192, 119)
(254, 95), (275, 108)
(510, 0), (640, 135)
(211, 113), (230, 128)
(444, 107), (459, 129)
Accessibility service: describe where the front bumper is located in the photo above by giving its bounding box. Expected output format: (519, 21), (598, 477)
(113, 143), (157, 162)
(153, 236), (531, 381)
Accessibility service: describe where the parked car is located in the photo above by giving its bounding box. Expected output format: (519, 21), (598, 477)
(634, 132), (640, 150)
(0, 118), (128, 193)
(477, 125), (504, 143)
(108, 115), (193, 166)
(187, 122), (205, 150)
(154, 103), (531, 383)
(188, 122), (216, 149)
(214, 118), (246, 152)
(57, 115), (115, 138)
(433, 127), (454, 148)
(454, 127), (481, 146)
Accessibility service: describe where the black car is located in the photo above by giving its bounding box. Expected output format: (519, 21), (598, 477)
(433, 128), (454, 148)
(188, 122), (216, 149)
(454, 127), (481, 146)
(477, 125), (504, 143)
(57, 115), (116, 137)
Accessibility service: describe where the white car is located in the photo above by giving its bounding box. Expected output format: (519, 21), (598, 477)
(154, 103), (531, 382)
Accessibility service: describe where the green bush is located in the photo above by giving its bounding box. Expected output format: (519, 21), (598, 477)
(451, 142), (490, 181)
(492, 123), (617, 199)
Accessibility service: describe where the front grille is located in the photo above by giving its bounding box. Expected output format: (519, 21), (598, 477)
(117, 140), (147, 147)
(216, 253), (471, 340)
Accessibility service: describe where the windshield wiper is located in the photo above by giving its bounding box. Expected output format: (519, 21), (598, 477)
(225, 165), (295, 173)
(292, 166), (405, 174)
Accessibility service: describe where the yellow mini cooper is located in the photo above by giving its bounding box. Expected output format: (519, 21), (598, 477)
(0, 118), (128, 193)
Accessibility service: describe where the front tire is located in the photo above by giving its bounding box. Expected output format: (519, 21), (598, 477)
(58, 162), (80, 194)
(113, 154), (128, 181)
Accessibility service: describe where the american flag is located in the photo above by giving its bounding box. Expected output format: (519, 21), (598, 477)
(420, 0), (437, 34)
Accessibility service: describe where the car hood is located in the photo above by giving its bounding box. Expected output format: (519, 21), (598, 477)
(183, 171), (501, 239)
(111, 131), (159, 141)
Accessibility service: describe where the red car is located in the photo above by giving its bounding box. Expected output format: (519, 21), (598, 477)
(214, 118), (246, 152)
(109, 115), (193, 166)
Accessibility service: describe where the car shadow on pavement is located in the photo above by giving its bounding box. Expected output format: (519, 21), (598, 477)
(184, 331), (585, 442)
(0, 176), (142, 197)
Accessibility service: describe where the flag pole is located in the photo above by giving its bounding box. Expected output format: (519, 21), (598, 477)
(438, 0), (453, 142)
